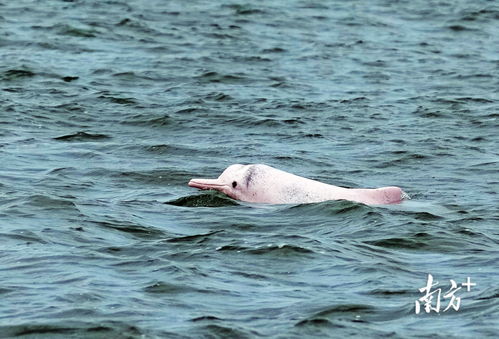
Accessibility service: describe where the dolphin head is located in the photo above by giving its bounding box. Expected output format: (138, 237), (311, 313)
(188, 164), (263, 202)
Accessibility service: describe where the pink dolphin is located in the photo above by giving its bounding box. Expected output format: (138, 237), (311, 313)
(188, 164), (406, 205)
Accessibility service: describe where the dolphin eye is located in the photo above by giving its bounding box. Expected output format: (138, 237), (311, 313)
(232, 181), (237, 188)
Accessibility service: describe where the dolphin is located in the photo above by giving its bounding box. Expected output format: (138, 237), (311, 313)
(188, 164), (406, 205)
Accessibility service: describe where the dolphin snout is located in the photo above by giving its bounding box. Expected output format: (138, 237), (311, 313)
(188, 178), (226, 190)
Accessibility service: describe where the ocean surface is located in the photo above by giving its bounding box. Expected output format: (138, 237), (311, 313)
(1, 0), (498, 337)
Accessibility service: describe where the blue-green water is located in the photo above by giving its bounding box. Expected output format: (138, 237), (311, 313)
(1, 0), (498, 337)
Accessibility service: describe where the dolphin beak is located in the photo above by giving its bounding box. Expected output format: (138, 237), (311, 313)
(188, 178), (227, 191)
